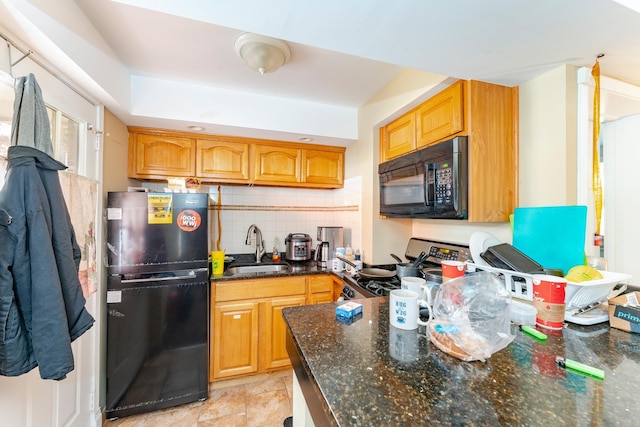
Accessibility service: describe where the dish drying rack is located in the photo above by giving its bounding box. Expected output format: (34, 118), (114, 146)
(466, 263), (632, 325)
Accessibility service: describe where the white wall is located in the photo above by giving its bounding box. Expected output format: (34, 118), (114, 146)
(518, 64), (578, 206)
(353, 69), (452, 264)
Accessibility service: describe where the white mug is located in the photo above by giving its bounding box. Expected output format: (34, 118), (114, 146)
(389, 289), (420, 330)
(401, 277), (426, 295)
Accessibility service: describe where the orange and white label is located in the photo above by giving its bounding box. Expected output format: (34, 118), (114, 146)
(176, 210), (202, 232)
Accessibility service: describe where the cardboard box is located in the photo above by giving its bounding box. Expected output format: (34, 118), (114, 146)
(608, 291), (640, 333)
(336, 302), (363, 319)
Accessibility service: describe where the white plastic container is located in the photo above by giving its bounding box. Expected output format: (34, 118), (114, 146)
(510, 300), (536, 325)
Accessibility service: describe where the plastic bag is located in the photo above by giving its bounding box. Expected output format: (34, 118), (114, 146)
(429, 271), (514, 362)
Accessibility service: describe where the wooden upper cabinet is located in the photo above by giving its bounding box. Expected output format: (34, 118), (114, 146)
(465, 80), (519, 222)
(416, 79), (465, 149)
(197, 139), (249, 182)
(302, 149), (344, 188)
(378, 79), (518, 222)
(128, 127), (345, 188)
(252, 144), (301, 184)
(380, 113), (416, 163)
(129, 132), (195, 178)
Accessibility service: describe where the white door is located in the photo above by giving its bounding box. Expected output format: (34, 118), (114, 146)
(0, 43), (102, 427)
(577, 69), (640, 281)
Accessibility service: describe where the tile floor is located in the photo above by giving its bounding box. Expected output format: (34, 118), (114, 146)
(104, 369), (293, 427)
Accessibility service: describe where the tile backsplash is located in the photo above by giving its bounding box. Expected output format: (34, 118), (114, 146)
(144, 177), (362, 257)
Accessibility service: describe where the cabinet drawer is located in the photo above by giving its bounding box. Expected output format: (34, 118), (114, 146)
(308, 275), (333, 293)
(215, 276), (306, 302)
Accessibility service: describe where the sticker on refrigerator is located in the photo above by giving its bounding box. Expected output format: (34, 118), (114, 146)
(107, 207), (122, 220)
(107, 290), (122, 303)
(147, 194), (173, 224)
(177, 210), (202, 232)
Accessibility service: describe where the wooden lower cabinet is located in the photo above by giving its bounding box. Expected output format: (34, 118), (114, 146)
(261, 296), (306, 370)
(211, 274), (337, 381)
(211, 276), (306, 381)
(213, 301), (259, 379)
(307, 274), (334, 304)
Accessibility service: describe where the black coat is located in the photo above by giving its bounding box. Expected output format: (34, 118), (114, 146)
(0, 146), (94, 380)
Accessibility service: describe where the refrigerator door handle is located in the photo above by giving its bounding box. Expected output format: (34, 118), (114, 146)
(120, 270), (199, 284)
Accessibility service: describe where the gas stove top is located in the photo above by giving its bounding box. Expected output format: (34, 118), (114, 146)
(340, 238), (472, 300)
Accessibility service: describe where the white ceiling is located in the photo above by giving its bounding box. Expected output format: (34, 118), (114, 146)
(8, 0), (640, 143)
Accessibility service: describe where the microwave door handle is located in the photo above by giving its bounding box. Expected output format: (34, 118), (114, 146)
(424, 164), (434, 206)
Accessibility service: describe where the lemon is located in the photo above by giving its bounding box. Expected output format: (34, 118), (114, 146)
(565, 265), (604, 282)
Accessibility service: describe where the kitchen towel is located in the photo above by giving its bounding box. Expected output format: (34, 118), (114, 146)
(512, 205), (587, 275)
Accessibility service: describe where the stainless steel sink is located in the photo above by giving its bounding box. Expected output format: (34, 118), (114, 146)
(223, 263), (291, 276)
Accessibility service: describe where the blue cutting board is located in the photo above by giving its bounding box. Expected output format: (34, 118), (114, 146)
(512, 206), (587, 275)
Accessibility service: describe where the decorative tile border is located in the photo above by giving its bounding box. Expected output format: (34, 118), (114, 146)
(210, 204), (359, 212)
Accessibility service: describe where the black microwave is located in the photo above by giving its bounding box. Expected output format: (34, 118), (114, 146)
(378, 136), (468, 219)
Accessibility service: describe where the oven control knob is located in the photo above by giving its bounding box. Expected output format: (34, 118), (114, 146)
(343, 286), (354, 298)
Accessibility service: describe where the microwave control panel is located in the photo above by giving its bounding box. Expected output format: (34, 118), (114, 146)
(435, 163), (453, 205)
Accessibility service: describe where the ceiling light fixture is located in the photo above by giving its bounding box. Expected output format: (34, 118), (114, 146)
(187, 125), (205, 131)
(299, 137), (313, 142)
(235, 33), (291, 75)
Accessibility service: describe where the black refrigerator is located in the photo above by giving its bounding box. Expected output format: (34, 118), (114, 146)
(105, 191), (210, 419)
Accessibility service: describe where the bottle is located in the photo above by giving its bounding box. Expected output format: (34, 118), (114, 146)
(272, 242), (281, 262)
(345, 245), (355, 273)
(354, 248), (363, 271)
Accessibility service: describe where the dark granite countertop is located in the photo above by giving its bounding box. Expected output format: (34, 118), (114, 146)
(284, 297), (640, 426)
(210, 253), (339, 281)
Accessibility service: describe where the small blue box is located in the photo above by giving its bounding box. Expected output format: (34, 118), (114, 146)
(336, 302), (363, 319)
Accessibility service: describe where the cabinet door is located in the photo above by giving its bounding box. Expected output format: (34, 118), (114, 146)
(302, 149), (344, 188)
(131, 133), (195, 177)
(415, 80), (465, 148)
(261, 296), (306, 371)
(380, 113), (416, 162)
(307, 275), (334, 304)
(197, 139), (250, 181)
(253, 145), (301, 184)
(309, 292), (333, 304)
(213, 301), (259, 379)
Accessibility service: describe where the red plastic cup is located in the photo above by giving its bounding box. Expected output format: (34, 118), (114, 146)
(441, 260), (466, 282)
(532, 275), (567, 330)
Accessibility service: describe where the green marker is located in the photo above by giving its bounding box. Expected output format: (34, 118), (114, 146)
(520, 325), (547, 341)
(556, 356), (605, 380)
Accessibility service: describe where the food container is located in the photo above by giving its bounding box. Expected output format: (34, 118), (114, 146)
(510, 300), (537, 325)
(285, 233), (313, 261)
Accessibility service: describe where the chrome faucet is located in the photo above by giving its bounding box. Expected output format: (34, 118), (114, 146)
(245, 224), (266, 263)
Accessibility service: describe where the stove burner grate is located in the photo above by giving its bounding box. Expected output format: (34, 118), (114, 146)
(362, 279), (401, 296)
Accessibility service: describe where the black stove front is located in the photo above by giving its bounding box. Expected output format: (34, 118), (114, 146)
(340, 238), (472, 300)
(341, 274), (391, 299)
